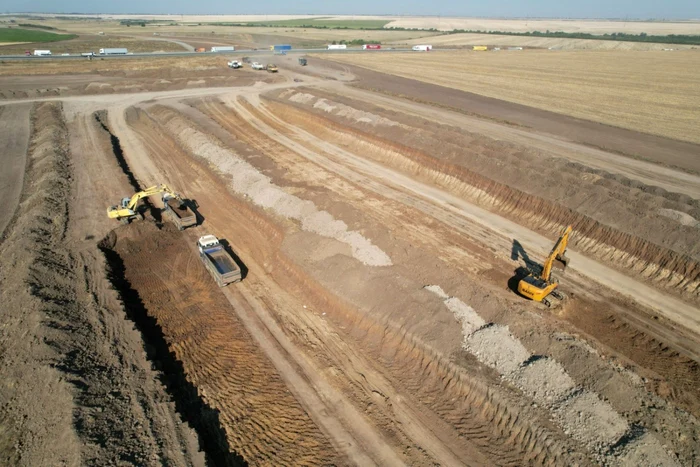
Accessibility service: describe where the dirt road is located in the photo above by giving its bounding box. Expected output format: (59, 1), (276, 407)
(0, 103), (31, 237)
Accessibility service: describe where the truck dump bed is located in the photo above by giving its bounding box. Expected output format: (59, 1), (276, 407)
(164, 198), (196, 230)
(201, 245), (242, 286)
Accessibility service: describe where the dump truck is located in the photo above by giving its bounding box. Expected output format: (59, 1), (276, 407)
(99, 48), (128, 55)
(197, 235), (242, 287)
(162, 196), (196, 231)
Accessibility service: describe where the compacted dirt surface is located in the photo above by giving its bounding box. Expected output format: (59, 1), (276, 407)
(0, 53), (699, 466)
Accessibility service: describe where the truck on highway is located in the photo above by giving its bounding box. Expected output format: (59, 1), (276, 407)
(362, 44), (381, 50)
(162, 196), (197, 231)
(412, 45), (432, 51)
(211, 46), (235, 52)
(327, 44), (347, 50)
(197, 235), (242, 287)
(33, 50), (52, 56)
(99, 48), (128, 55)
(271, 44), (292, 52)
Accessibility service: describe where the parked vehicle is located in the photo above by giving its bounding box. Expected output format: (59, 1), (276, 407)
(298, 57), (307, 66)
(251, 62), (265, 70)
(228, 60), (242, 69)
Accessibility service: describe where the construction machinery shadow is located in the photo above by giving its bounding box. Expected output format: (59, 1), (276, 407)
(509, 239), (537, 296)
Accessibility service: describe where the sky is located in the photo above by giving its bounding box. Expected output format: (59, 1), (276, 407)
(3, 0), (700, 19)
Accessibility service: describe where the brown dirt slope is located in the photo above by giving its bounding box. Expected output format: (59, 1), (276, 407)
(0, 102), (203, 465)
(0, 103), (31, 237)
(261, 96), (700, 304)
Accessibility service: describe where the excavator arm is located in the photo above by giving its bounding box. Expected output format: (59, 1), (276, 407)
(123, 184), (181, 211)
(108, 184), (183, 221)
(540, 225), (572, 282)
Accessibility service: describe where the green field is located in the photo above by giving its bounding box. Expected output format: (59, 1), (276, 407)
(236, 18), (391, 29)
(0, 28), (77, 43)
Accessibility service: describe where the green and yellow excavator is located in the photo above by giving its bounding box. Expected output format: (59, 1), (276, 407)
(107, 184), (183, 224)
(517, 225), (572, 307)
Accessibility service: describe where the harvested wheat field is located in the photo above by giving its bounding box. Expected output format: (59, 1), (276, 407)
(0, 38), (699, 466)
(327, 50), (700, 144)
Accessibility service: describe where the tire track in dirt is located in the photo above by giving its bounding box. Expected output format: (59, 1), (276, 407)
(106, 222), (341, 466)
(146, 102), (594, 466)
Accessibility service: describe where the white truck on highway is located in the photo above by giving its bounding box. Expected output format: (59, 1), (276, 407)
(412, 45), (433, 51)
(211, 46), (235, 52)
(327, 44), (347, 50)
(197, 235), (242, 287)
(99, 48), (128, 55)
(228, 60), (242, 69)
(251, 62), (265, 70)
(33, 50), (52, 56)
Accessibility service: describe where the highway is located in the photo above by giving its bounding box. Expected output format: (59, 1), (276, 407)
(0, 47), (439, 60)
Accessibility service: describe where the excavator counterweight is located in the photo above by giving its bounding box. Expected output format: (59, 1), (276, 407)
(517, 226), (573, 307)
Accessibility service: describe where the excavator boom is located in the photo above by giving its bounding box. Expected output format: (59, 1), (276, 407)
(107, 184), (183, 222)
(541, 225), (572, 281)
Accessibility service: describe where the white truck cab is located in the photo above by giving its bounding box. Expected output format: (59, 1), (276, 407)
(228, 60), (242, 68)
(198, 235), (220, 252)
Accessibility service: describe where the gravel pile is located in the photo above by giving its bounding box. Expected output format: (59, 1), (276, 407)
(169, 120), (392, 267)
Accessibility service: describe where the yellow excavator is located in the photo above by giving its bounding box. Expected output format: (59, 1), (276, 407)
(517, 225), (572, 307)
(107, 184), (183, 224)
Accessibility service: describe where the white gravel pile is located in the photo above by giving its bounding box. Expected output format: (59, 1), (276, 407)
(422, 286), (673, 460)
(554, 390), (629, 449)
(168, 121), (392, 267)
(287, 92), (401, 127)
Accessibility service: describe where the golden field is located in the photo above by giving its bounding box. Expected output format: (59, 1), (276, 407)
(327, 50), (700, 144)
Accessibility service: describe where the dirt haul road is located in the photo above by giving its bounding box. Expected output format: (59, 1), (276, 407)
(0, 63), (698, 465)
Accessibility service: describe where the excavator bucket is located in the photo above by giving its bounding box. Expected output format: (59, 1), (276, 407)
(554, 253), (570, 271)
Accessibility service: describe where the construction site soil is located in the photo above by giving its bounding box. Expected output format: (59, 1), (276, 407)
(0, 54), (698, 466)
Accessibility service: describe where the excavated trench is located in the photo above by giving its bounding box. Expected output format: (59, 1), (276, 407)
(96, 110), (246, 466)
(99, 237), (246, 467)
